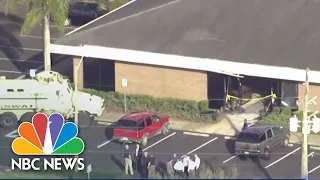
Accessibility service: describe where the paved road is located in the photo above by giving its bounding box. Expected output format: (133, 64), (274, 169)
(1, 122), (320, 178)
(0, 13), (76, 79)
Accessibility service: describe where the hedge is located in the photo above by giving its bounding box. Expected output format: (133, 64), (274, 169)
(261, 107), (320, 134)
(81, 89), (219, 123)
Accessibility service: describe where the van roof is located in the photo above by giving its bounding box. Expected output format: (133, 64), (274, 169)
(241, 125), (276, 135)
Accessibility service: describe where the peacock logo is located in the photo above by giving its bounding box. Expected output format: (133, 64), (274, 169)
(12, 113), (84, 155)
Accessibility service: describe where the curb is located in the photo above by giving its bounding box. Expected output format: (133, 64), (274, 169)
(183, 131), (210, 137)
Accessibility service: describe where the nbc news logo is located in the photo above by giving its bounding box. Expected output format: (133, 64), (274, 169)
(11, 113), (85, 171)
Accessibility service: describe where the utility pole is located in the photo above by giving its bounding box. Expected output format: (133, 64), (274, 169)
(301, 68), (309, 179)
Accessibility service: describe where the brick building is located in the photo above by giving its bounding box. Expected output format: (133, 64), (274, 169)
(51, 0), (320, 111)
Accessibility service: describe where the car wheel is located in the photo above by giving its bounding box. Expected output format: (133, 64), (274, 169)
(262, 148), (270, 160)
(19, 112), (36, 124)
(78, 111), (92, 128)
(64, 18), (71, 26)
(281, 138), (289, 147)
(161, 123), (169, 135)
(141, 134), (148, 146)
(0, 112), (18, 128)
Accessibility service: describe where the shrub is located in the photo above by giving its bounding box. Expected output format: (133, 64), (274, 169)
(82, 89), (219, 122)
(151, 165), (238, 179)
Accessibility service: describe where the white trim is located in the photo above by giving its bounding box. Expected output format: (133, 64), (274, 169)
(50, 44), (320, 83)
(65, 0), (138, 36)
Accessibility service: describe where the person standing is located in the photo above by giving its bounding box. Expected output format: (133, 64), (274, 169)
(122, 145), (134, 175)
(166, 160), (174, 176)
(194, 154), (201, 177)
(242, 119), (248, 131)
(187, 158), (197, 178)
(147, 154), (156, 178)
(141, 151), (149, 178)
(134, 144), (142, 172)
(173, 159), (184, 177)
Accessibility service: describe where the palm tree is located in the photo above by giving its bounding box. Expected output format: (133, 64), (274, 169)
(4, 0), (69, 71)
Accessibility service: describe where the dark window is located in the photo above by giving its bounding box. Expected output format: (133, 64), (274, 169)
(152, 115), (160, 122)
(115, 119), (138, 130)
(7, 89), (14, 92)
(137, 121), (144, 131)
(272, 127), (281, 135)
(237, 133), (261, 143)
(267, 129), (273, 138)
(146, 117), (152, 126)
(260, 133), (266, 142)
(17, 89), (24, 92)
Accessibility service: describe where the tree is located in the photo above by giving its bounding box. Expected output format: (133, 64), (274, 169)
(5, 0), (69, 71)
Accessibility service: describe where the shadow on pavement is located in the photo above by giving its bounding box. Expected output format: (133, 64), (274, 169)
(104, 122), (117, 140)
(110, 154), (124, 171)
(0, 21), (23, 60)
(249, 156), (272, 179)
(225, 139), (236, 154)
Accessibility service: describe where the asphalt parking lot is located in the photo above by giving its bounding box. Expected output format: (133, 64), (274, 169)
(0, 14), (77, 79)
(1, 122), (319, 178)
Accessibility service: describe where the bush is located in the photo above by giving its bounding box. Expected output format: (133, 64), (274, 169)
(151, 165), (238, 179)
(82, 89), (218, 122)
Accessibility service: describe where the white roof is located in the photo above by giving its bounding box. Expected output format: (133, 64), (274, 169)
(50, 44), (320, 83)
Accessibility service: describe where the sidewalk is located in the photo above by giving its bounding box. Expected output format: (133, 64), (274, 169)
(95, 111), (320, 147)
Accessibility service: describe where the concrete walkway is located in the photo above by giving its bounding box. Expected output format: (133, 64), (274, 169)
(95, 111), (320, 147)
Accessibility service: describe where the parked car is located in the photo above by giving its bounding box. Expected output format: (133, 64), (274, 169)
(51, 2), (109, 26)
(235, 125), (290, 159)
(112, 111), (170, 146)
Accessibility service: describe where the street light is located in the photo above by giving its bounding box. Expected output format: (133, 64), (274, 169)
(74, 44), (84, 172)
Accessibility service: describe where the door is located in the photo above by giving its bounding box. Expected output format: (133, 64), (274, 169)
(144, 116), (155, 136)
(151, 114), (162, 134)
(271, 127), (283, 148)
(266, 129), (275, 150)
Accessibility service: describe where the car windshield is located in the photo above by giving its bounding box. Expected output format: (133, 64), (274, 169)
(115, 119), (138, 130)
(237, 132), (261, 143)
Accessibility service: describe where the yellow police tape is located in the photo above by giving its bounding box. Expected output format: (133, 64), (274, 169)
(226, 93), (277, 101)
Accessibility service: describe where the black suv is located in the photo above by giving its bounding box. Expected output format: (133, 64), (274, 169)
(235, 125), (290, 159)
(51, 2), (109, 26)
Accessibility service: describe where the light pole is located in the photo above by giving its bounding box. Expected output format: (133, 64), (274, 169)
(74, 45), (84, 172)
(301, 68), (309, 179)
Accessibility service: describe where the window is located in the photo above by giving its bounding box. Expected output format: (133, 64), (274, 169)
(115, 119), (138, 130)
(272, 127), (281, 135)
(146, 117), (152, 126)
(7, 89), (14, 92)
(17, 89), (24, 92)
(237, 133), (260, 143)
(137, 121), (145, 131)
(152, 115), (160, 122)
(260, 133), (266, 142)
(266, 129), (273, 139)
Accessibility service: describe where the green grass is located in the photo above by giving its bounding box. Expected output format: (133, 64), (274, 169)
(0, 169), (125, 179)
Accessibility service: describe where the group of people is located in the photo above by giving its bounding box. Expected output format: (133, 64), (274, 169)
(122, 144), (156, 178)
(166, 153), (201, 178)
(122, 144), (201, 178)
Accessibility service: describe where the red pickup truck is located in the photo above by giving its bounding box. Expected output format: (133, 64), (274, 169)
(113, 111), (170, 146)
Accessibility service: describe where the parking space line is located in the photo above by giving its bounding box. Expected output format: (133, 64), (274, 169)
(186, 137), (218, 155)
(96, 140), (113, 148)
(265, 147), (301, 168)
(223, 155), (236, 163)
(308, 164), (320, 174)
(183, 132), (209, 137)
(143, 132), (176, 151)
(224, 136), (236, 140)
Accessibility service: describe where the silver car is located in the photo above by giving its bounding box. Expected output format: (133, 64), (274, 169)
(235, 125), (290, 159)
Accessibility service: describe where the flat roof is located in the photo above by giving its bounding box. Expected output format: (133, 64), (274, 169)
(56, 0), (320, 71)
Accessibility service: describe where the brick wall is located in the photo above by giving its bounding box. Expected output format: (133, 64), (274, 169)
(298, 83), (320, 111)
(115, 62), (207, 101)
